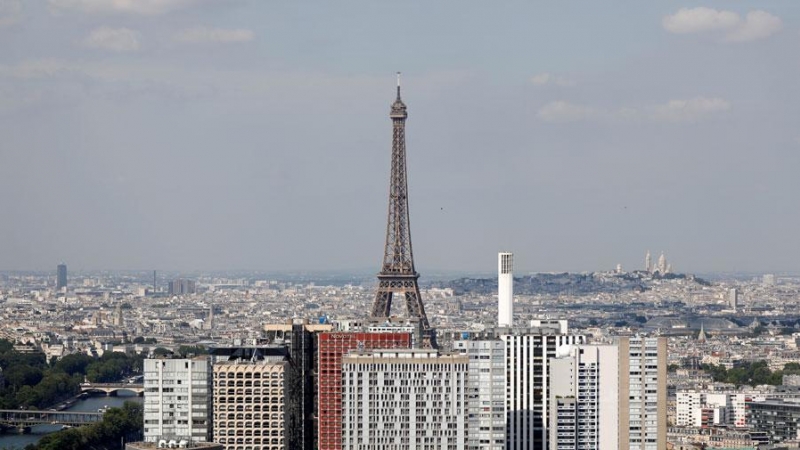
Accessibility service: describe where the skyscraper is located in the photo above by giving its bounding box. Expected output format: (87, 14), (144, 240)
(498, 252), (513, 327)
(453, 339), (506, 449)
(549, 344), (621, 450)
(56, 263), (67, 289)
(728, 288), (739, 312)
(168, 279), (197, 295)
(618, 336), (667, 450)
(472, 325), (585, 450)
(370, 75), (434, 347)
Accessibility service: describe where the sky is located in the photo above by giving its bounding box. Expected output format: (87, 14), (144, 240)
(1, 0), (799, 274)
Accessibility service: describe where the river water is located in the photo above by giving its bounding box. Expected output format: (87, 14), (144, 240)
(0, 394), (143, 449)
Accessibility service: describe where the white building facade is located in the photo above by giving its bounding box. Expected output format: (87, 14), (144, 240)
(483, 327), (585, 450)
(549, 344), (620, 450)
(341, 349), (468, 450)
(675, 390), (748, 428)
(143, 357), (213, 444)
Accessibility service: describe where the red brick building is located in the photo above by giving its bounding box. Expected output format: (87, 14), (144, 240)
(316, 332), (411, 450)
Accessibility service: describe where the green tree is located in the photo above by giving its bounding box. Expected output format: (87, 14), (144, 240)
(53, 353), (94, 376)
(5, 365), (44, 390)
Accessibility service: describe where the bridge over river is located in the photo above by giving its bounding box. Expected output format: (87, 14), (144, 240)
(80, 383), (144, 396)
(0, 409), (103, 429)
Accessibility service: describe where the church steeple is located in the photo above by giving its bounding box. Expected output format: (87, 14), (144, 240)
(698, 322), (707, 342)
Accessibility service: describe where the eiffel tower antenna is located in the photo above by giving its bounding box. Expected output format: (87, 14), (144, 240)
(370, 74), (435, 347)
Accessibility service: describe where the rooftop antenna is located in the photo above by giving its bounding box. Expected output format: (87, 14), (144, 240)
(396, 71), (401, 99)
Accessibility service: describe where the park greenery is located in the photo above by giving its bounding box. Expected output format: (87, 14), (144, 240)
(700, 360), (800, 386)
(0, 339), (143, 410)
(24, 401), (143, 450)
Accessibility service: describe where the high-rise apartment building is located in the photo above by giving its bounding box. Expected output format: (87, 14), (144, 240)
(548, 345), (620, 450)
(618, 336), (667, 450)
(143, 357), (213, 444)
(56, 263), (67, 290)
(169, 279), (197, 295)
(213, 358), (291, 450)
(728, 288), (739, 312)
(317, 331), (412, 450)
(341, 349), (468, 449)
(453, 339), (506, 450)
(498, 253), (513, 327)
(472, 325), (585, 450)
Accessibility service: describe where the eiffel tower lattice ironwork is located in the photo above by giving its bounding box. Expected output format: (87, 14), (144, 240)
(370, 74), (433, 341)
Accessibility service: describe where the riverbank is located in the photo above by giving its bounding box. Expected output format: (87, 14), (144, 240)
(0, 394), (143, 449)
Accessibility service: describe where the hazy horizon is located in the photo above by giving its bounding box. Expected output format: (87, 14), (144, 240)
(2, 1), (798, 274)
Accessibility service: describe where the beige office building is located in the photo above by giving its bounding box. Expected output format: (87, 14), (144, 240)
(213, 360), (288, 450)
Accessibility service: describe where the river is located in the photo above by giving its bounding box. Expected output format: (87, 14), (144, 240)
(0, 394), (143, 450)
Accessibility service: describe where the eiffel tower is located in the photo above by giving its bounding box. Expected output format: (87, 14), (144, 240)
(370, 74), (434, 346)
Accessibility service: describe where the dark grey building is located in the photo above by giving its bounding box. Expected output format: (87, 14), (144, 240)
(56, 263), (67, 289)
(748, 399), (800, 443)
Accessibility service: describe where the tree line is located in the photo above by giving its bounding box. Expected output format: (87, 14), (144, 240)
(0, 339), (143, 410)
(24, 401), (143, 450)
(700, 360), (800, 386)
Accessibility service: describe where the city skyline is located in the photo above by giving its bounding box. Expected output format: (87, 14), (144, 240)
(1, 1), (798, 273)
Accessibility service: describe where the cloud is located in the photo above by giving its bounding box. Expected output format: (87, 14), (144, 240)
(0, 0), (22, 26)
(537, 97), (731, 123)
(724, 11), (783, 43)
(174, 27), (255, 44)
(49, 0), (200, 15)
(663, 7), (782, 42)
(537, 101), (597, 122)
(82, 27), (140, 52)
(530, 73), (574, 87)
(663, 7), (740, 34)
(650, 97), (731, 122)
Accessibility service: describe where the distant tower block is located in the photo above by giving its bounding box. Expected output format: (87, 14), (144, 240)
(206, 303), (214, 331)
(729, 288), (739, 312)
(498, 252), (513, 327)
(56, 263), (67, 290)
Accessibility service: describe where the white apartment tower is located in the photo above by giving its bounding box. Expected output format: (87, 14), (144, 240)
(474, 326), (584, 450)
(618, 336), (667, 450)
(549, 345), (620, 450)
(341, 349), (468, 450)
(498, 252), (513, 327)
(453, 339), (506, 450)
(143, 357), (213, 444)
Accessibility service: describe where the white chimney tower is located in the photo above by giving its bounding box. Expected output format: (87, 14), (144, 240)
(498, 252), (513, 327)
